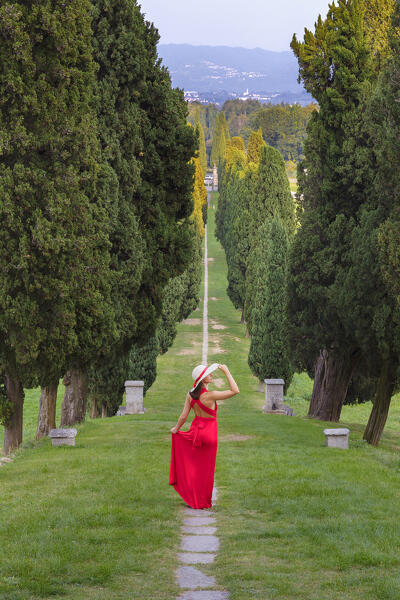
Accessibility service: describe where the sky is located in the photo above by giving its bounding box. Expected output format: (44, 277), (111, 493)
(139, 0), (332, 52)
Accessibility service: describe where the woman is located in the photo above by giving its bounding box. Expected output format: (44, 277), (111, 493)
(169, 363), (239, 509)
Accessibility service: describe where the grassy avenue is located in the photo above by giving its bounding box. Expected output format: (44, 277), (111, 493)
(1, 205), (400, 599)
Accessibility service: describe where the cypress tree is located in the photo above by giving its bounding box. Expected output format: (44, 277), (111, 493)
(247, 218), (293, 389)
(288, 0), (376, 422)
(211, 111), (230, 167)
(0, 0), (116, 451)
(87, 0), (197, 417)
(195, 118), (208, 174)
(247, 128), (265, 164)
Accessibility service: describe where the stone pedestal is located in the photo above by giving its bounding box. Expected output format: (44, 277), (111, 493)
(324, 428), (350, 449)
(263, 379), (285, 414)
(125, 380), (145, 414)
(49, 428), (77, 446)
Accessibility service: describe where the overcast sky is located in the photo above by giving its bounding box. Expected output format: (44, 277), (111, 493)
(139, 0), (332, 52)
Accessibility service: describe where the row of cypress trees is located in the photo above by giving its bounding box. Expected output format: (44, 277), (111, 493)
(288, 0), (399, 445)
(217, 0), (400, 446)
(216, 132), (296, 390)
(0, 0), (203, 453)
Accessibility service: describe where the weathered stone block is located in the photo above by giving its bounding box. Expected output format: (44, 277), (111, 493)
(263, 379), (285, 413)
(49, 428), (77, 447)
(323, 428), (350, 449)
(124, 380), (144, 414)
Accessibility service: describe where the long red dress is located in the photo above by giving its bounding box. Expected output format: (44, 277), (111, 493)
(169, 388), (218, 509)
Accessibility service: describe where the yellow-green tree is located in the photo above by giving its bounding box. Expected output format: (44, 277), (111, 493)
(194, 108), (207, 173)
(247, 128), (265, 164)
(191, 158), (207, 238)
(211, 111), (230, 167)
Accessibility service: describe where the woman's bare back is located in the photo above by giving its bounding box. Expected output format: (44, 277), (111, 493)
(192, 391), (216, 417)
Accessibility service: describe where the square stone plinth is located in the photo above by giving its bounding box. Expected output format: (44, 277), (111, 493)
(181, 536), (219, 553)
(177, 566), (216, 589)
(49, 429), (77, 447)
(324, 428), (350, 449)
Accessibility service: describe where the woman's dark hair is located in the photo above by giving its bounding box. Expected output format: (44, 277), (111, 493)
(190, 380), (204, 400)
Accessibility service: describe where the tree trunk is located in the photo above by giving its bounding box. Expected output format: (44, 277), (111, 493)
(90, 395), (100, 419)
(60, 369), (88, 426)
(36, 383), (58, 439)
(363, 358), (397, 447)
(101, 403), (108, 418)
(4, 375), (24, 454)
(240, 307), (245, 324)
(308, 349), (359, 422)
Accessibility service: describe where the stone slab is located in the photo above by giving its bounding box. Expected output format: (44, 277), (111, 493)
(178, 592), (229, 600)
(184, 518), (216, 527)
(183, 526), (217, 535)
(177, 566), (216, 589)
(51, 437), (76, 446)
(49, 428), (77, 438)
(181, 536), (219, 553)
(185, 508), (213, 517)
(178, 553), (216, 565)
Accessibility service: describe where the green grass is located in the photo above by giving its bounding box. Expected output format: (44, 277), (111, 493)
(1, 207), (400, 599)
(205, 209), (400, 600)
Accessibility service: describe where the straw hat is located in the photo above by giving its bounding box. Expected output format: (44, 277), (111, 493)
(190, 363), (219, 393)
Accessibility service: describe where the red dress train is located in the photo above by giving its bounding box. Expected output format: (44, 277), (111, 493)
(169, 389), (218, 509)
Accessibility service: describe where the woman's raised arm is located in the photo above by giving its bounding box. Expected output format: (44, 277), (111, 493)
(206, 364), (239, 402)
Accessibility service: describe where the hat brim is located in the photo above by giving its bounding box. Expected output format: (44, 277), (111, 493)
(190, 363), (219, 393)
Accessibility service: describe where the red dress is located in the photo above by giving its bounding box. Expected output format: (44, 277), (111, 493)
(169, 388), (218, 509)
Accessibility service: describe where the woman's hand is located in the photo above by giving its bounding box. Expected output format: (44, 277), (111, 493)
(170, 426), (179, 434)
(218, 364), (229, 374)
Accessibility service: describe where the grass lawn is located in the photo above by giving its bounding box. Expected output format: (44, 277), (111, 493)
(206, 208), (400, 600)
(1, 207), (400, 599)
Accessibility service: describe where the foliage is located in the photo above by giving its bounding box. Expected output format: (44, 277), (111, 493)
(0, 0), (115, 393)
(88, 0), (197, 413)
(195, 119), (208, 173)
(210, 111), (230, 167)
(247, 218), (293, 388)
(246, 128), (265, 164)
(250, 103), (316, 162)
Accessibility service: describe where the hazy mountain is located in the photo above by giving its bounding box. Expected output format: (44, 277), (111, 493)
(158, 44), (310, 103)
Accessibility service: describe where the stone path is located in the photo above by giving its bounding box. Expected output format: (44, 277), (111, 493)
(176, 225), (229, 599)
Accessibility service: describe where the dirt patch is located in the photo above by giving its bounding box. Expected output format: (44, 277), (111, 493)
(183, 318), (201, 326)
(210, 297), (218, 301)
(207, 257), (215, 262)
(209, 335), (226, 355)
(177, 348), (197, 356)
(233, 337), (241, 342)
(210, 319), (227, 330)
(220, 434), (255, 442)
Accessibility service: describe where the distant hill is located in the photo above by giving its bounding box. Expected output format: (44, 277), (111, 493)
(158, 44), (312, 104)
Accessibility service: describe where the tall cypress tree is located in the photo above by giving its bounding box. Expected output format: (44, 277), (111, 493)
(211, 111), (230, 167)
(288, 0), (377, 422)
(0, 0), (115, 451)
(247, 217), (293, 389)
(87, 0), (197, 418)
(247, 128), (265, 164)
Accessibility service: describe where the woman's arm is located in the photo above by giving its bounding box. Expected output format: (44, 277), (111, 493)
(170, 393), (192, 434)
(206, 364), (239, 402)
